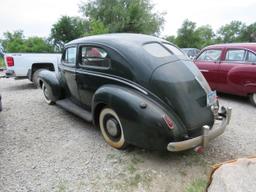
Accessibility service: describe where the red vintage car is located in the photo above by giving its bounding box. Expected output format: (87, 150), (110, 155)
(194, 43), (256, 106)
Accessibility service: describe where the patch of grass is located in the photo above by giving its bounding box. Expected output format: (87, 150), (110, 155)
(185, 179), (207, 192)
(179, 169), (187, 176)
(56, 180), (68, 192)
(106, 153), (116, 160)
(183, 151), (208, 167)
(118, 171), (153, 190)
(106, 152), (123, 164)
(131, 154), (144, 164)
(127, 163), (137, 174)
(129, 173), (142, 187)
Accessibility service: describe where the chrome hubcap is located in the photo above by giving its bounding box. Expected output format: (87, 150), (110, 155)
(106, 119), (118, 137)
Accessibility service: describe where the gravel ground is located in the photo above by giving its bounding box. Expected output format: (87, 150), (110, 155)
(0, 78), (255, 192)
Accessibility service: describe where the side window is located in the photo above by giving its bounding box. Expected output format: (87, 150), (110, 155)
(225, 49), (246, 61)
(197, 49), (222, 62)
(63, 47), (77, 65)
(246, 51), (256, 63)
(79, 46), (110, 68)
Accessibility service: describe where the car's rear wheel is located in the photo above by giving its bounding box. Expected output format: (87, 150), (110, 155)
(249, 93), (256, 106)
(99, 108), (128, 149)
(42, 83), (54, 105)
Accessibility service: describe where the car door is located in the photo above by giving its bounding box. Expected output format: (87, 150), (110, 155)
(219, 48), (256, 95)
(76, 45), (112, 110)
(60, 46), (80, 102)
(194, 49), (223, 90)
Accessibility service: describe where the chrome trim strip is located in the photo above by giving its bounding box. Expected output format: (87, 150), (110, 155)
(200, 69), (209, 72)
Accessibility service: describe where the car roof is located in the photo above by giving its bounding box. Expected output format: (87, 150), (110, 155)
(65, 33), (183, 74)
(66, 33), (168, 46)
(204, 43), (256, 52)
(65, 33), (187, 86)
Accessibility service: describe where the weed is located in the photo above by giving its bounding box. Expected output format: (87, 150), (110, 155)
(56, 180), (67, 192)
(185, 178), (207, 192)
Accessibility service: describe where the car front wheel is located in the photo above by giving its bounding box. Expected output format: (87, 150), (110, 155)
(32, 69), (44, 88)
(99, 108), (127, 149)
(42, 83), (54, 105)
(249, 93), (256, 106)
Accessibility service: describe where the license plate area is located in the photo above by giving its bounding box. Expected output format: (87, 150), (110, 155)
(207, 90), (217, 106)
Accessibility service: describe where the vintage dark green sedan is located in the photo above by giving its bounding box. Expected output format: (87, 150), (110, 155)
(38, 33), (231, 152)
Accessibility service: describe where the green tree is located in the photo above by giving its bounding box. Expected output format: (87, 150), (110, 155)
(2, 30), (26, 52)
(240, 22), (256, 42)
(2, 31), (54, 53)
(86, 20), (109, 35)
(165, 35), (176, 44)
(80, 0), (165, 35)
(23, 37), (54, 53)
(216, 21), (247, 43)
(175, 19), (200, 48)
(50, 16), (89, 45)
(195, 25), (215, 48)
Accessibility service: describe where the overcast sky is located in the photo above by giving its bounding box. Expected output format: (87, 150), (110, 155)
(0, 0), (256, 38)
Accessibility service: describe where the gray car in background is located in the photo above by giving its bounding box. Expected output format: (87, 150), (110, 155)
(182, 48), (200, 60)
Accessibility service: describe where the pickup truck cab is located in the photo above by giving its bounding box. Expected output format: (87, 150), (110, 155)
(4, 53), (61, 86)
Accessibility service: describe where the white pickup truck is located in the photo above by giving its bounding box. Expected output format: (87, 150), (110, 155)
(4, 53), (61, 86)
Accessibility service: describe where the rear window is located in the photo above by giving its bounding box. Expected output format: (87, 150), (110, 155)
(163, 43), (184, 56)
(247, 51), (256, 62)
(143, 43), (171, 58)
(225, 49), (246, 61)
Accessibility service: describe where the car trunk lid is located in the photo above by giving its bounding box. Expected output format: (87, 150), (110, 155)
(150, 60), (214, 135)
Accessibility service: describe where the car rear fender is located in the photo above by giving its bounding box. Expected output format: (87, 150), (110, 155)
(38, 70), (64, 102)
(92, 84), (187, 150)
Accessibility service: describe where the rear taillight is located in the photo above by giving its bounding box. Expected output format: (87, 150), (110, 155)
(6, 56), (14, 67)
(163, 114), (174, 129)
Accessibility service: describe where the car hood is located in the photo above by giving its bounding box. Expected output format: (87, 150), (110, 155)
(150, 60), (214, 134)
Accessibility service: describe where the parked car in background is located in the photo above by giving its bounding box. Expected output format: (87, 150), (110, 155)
(194, 43), (256, 106)
(38, 33), (231, 152)
(4, 53), (61, 86)
(181, 48), (200, 60)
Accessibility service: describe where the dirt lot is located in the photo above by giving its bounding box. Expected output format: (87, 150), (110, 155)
(0, 78), (255, 192)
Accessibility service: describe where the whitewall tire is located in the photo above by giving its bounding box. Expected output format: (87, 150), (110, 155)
(42, 83), (54, 105)
(99, 108), (127, 149)
(249, 93), (256, 106)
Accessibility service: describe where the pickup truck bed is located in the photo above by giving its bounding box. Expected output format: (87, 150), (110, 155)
(4, 53), (61, 85)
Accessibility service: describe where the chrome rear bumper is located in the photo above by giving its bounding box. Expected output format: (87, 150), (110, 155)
(167, 107), (232, 152)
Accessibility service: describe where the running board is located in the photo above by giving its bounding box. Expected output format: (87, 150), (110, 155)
(56, 98), (92, 122)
